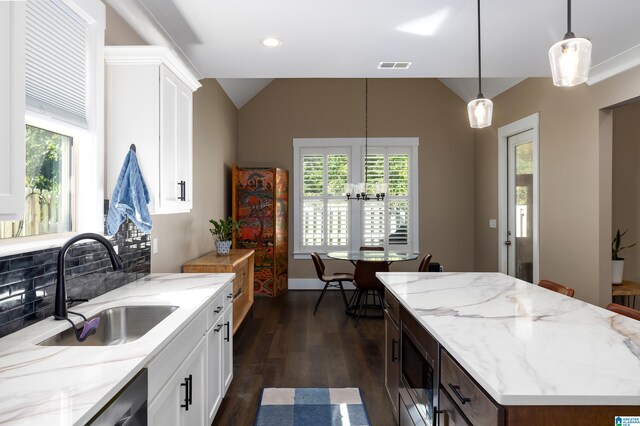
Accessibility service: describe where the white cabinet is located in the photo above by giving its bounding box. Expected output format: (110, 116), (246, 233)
(105, 46), (200, 215)
(149, 339), (207, 426)
(0, 3), (25, 220)
(149, 281), (233, 425)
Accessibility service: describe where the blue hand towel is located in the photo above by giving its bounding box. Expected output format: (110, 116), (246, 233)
(106, 149), (152, 236)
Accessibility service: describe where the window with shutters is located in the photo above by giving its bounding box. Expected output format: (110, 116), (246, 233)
(0, 0), (104, 247)
(293, 138), (419, 256)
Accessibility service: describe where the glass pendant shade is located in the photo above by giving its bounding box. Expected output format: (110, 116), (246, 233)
(467, 97), (493, 128)
(548, 36), (592, 87)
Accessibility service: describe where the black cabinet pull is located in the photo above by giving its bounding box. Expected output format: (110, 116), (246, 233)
(214, 306), (223, 313)
(391, 338), (399, 362)
(188, 374), (193, 406)
(214, 324), (223, 333)
(180, 374), (192, 410)
(433, 408), (446, 426)
(224, 321), (230, 342)
(178, 181), (186, 201)
(448, 383), (471, 405)
(227, 292), (233, 299)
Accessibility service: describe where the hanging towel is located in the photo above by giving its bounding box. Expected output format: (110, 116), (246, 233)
(106, 148), (152, 236)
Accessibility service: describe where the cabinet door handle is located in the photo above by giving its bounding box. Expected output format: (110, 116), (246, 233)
(227, 292), (233, 299)
(214, 324), (223, 333)
(178, 180), (186, 201)
(391, 338), (399, 362)
(188, 374), (193, 406)
(180, 374), (192, 410)
(434, 408), (447, 426)
(224, 321), (230, 342)
(214, 306), (223, 313)
(448, 383), (471, 405)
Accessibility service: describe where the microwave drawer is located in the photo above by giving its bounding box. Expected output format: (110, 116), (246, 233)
(440, 350), (502, 426)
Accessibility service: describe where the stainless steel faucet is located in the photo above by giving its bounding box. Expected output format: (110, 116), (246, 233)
(54, 233), (124, 320)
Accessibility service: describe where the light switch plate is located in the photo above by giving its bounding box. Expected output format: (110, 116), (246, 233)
(489, 219), (497, 229)
(152, 238), (158, 254)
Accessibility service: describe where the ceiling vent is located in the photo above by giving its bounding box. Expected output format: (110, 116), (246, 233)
(378, 61), (412, 70)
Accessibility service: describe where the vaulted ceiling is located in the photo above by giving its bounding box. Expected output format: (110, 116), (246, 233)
(109, 0), (640, 107)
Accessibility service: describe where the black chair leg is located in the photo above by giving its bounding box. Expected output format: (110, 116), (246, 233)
(314, 282), (330, 315)
(355, 290), (366, 328)
(338, 281), (349, 308)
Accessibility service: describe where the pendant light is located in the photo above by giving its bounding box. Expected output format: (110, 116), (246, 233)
(548, 0), (592, 87)
(467, 0), (493, 129)
(345, 79), (387, 201)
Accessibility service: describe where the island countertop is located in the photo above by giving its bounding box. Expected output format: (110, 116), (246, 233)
(0, 273), (234, 425)
(376, 272), (640, 406)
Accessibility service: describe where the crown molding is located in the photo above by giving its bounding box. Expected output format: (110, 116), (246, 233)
(104, 0), (202, 82)
(588, 43), (640, 85)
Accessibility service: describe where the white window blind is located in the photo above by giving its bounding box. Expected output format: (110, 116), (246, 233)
(25, 0), (89, 128)
(300, 149), (350, 251)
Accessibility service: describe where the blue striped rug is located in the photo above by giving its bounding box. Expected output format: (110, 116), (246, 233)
(255, 388), (371, 426)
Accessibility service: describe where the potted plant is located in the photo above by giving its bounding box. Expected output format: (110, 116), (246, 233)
(612, 229), (637, 284)
(209, 217), (240, 256)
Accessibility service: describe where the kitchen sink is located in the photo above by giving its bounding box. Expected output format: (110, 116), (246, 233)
(37, 305), (179, 347)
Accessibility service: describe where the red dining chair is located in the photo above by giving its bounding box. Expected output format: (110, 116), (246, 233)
(606, 303), (640, 321)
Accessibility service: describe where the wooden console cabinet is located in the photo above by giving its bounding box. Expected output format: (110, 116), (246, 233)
(183, 249), (254, 334)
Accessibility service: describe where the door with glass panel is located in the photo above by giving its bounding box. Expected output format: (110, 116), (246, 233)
(506, 129), (535, 282)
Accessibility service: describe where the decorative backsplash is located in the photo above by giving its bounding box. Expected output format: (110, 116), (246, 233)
(0, 205), (151, 338)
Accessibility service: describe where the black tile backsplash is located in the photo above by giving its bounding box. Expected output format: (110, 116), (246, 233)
(0, 203), (151, 337)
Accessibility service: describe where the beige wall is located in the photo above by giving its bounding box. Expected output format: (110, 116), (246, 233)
(105, 4), (238, 273)
(474, 66), (640, 306)
(612, 102), (640, 282)
(238, 78), (475, 278)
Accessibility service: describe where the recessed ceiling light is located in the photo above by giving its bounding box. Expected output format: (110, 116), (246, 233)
(261, 37), (282, 47)
(378, 62), (412, 70)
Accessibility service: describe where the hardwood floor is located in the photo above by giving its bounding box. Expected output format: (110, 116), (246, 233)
(212, 290), (396, 426)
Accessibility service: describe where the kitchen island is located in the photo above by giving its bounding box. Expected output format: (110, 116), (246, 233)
(377, 272), (640, 425)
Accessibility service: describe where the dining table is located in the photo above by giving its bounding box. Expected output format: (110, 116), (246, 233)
(327, 250), (419, 320)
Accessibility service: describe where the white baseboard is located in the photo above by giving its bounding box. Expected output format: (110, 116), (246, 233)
(288, 278), (356, 290)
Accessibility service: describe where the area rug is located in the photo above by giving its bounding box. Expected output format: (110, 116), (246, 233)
(255, 387), (371, 426)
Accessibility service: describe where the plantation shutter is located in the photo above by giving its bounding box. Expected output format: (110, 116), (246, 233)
(301, 149), (350, 250)
(362, 150), (411, 248)
(25, 0), (89, 128)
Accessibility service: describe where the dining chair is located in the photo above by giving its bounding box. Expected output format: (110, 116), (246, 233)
(606, 303), (640, 321)
(348, 246), (388, 326)
(418, 253), (432, 272)
(538, 279), (575, 298)
(310, 252), (353, 314)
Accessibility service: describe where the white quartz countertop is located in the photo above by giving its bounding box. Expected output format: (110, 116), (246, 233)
(377, 272), (640, 406)
(0, 273), (234, 425)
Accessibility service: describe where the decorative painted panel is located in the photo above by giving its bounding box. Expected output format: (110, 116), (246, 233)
(233, 166), (288, 297)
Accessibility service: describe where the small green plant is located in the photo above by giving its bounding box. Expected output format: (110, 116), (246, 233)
(612, 229), (637, 260)
(209, 217), (240, 241)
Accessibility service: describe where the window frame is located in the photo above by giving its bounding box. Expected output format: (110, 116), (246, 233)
(293, 137), (419, 259)
(0, 0), (105, 256)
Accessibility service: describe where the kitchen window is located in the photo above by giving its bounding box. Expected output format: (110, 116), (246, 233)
(293, 138), (419, 257)
(0, 0), (105, 251)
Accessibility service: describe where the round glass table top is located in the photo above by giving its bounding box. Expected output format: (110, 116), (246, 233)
(326, 251), (419, 262)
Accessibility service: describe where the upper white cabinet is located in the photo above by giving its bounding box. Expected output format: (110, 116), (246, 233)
(105, 46), (200, 215)
(0, 3), (25, 220)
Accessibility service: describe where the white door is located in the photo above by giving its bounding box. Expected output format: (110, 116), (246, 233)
(207, 318), (224, 423)
(498, 114), (539, 284)
(222, 308), (233, 392)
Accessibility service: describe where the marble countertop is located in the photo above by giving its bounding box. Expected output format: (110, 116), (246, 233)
(0, 273), (234, 425)
(377, 272), (640, 406)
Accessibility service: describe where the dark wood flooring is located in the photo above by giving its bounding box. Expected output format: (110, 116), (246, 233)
(212, 290), (396, 426)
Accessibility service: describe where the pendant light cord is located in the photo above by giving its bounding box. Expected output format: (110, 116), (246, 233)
(567, 0), (571, 34)
(364, 78), (368, 186)
(477, 0), (483, 97)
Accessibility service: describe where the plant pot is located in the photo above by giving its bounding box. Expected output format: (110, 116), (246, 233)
(612, 259), (625, 284)
(215, 240), (232, 256)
